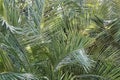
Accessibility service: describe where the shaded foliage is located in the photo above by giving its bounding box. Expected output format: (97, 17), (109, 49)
(0, 0), (120, 80)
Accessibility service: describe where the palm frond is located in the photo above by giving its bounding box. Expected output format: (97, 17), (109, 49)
(55, 49), (94, 72)
(0, 18), (31, 72)
(0, 72), (38, 80)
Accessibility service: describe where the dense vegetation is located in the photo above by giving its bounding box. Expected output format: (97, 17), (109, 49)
(0, 0), (120, 80)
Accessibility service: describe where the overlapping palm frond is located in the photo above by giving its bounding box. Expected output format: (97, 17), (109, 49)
(0, 0), (120, 80)
(0, 72), (38, 80)
(0, 0), (38, 79)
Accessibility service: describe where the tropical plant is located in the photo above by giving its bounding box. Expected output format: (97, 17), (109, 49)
(0, 0), (120, 80)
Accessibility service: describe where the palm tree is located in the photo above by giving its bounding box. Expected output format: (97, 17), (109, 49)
(0, 0), (120, 80)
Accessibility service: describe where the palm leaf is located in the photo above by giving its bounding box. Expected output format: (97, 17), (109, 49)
(0, 72), (38, 80)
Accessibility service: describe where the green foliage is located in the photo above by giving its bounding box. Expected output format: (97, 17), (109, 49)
(0, 72), (38, 80)
(0, 0), (4, 17)
(0, 0), (120, 80)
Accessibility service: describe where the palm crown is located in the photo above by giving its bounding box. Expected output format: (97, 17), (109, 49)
(0, 0), (120, 80)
